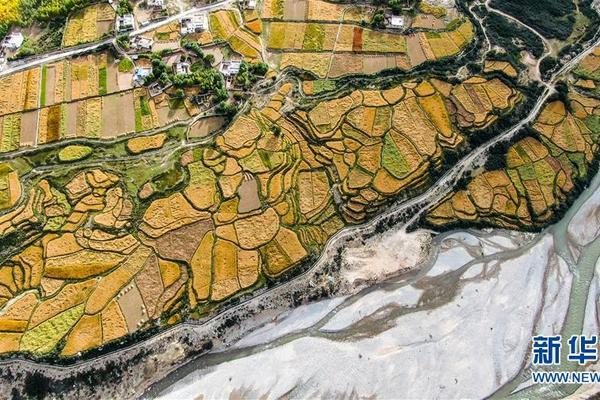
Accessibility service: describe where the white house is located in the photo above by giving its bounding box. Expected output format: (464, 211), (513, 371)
(245, 0), (257, 9)
(388, 15), (405, 29)
(173, 61), (191, 75)
(3, 33), (24, 51)
(132, 36), (154, 50)
(180, 13), (207, 35)
(117, 14), (135, 32)
(220, 60), (241, 76)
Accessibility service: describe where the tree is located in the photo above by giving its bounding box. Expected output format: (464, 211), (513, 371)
(117, 0), (133, 16)
(370, 10), (386, 29)
(389, 0), (402, 14)
(174, 88), (185, 99)
(204, 53), (215, 67)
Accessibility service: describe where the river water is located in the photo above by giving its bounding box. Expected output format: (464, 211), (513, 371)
(147, 171), (600, 399)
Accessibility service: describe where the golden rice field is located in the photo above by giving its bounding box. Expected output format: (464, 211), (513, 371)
(274, 19), (474, 78)
(428, 52), (600, 229)
(62, 3), (115, 47)
(0, 74), (524, 356)
(209, 10), (262, 59)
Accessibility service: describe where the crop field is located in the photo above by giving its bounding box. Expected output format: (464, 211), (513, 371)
(0, 115), (22, 153)
(302, 79), (336, 95)
(209, 10), (262, 59)
(484, 60), (518, 78)
(127, 133), (167, 154)
(34, 87), (176, 145)
(41, 53), (130, 107)
(411, 14), (447, 30)
(58, 145), (93, 162)
(261, 0), (372, 22)
(63, 3), (115, 47)
(0, 68), (41, 117)
(267, 22), (407, 53)
(448, 76), (522, 129)
(149, 22), (181, 51)
(574, 46), (600, 81)
(428, 57), (600, 229)
(243, 10), (263, 34)
(0, 164), (20, 211)
(11, 79), (165, 148)
(0, 74), (523, 356)
(275, 20), (473, 78)
(261, 0), (285, 19)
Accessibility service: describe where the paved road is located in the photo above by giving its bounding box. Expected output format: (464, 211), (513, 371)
(0, 0), (234, 78)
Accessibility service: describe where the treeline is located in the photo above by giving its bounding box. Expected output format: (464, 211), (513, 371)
(489, 0), (575, 40)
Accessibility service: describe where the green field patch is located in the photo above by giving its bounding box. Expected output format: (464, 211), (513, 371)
(118, 58), (134, 73)
(516, 163), (537, 181)
(58, 145), (93, 162)
(313, 79), (336, 94)
(382, 133), (410, 179)
(140, 96), (151, 116)
(240, 150), (270, 173)
(566, 151), (587, 177)
(425, 31), (441, 39)
(273, 0), (284, 18)
(20, 304), (85, 355)
(258, 149), (286, 170)
(1, 115), (21, 153)
(99, 67), (108, 95)
(584, 115), (600, 140)
(303, 23), (325, 51)
(506, 168), (526, 196)
(41, 65), (47, 107)
(446, 18), (462, 31)
(533, 159), (556, 185)
(0, 164), (12, 209)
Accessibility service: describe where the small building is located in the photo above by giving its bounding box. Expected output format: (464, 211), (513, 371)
(148, 82), (164, 97)
(117, 14), (135, 32)
(220, 60), (241, 76)
(147, 0), (165, 9)
(132, 36), (154, 50)
(173, 61), (191, 75)
(133, 67), (152, 86)
(2, 32), (24, 51)
(245, 0), (257, 9)
(388, 15), (405, 29)
(180, 13), (207, 35)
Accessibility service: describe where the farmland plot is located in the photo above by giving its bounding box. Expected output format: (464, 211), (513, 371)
(63, 3), (115, 47)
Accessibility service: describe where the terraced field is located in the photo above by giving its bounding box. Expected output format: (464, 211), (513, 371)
(0, 0), (598, 382)
(0, 75), (521, 356)
(209, 10), (263, 60)
(427, 52), (600, 230)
